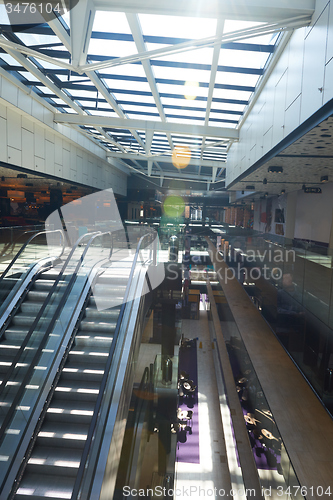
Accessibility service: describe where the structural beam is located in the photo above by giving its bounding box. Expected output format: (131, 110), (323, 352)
(94, 0), (315, 22)
(70, 0), (96, 67)
(199, 19), (224, 177)
(127, 13), (174, 151)
(54, 114), (239, 140)
(107, 152), (226, 168)
(79, 16), (312, 73)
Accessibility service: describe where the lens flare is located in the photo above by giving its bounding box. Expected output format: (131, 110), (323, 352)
(184, 81), (199, 100)
(163, 195), (185, 218)
(172, 146), (191, 169)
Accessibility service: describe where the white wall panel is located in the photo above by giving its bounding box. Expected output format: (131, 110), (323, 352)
(45, 129), (55, 143)
(227, 2), (333, 189)
(272, 70), (288, 146)
(7, 109), (21, 150)
(45, 140), (55, 176)
(63, 148), (70, 175)
(326, 1), (333, 62)
(18, 90), (32, 115)
(34, 125), (45, 159)
(2, 78), (18, 106)
(294, 183), (333, 243)
(7, 146), (21, 166)
(88, 161), (94, 184)
(34, 156), (45, 173)
(323, 56), (333, 103)
(55, 163), (63, 177)
(262, 126), (273, 156)
(0, 117), (7, 163)
(22, 116), (33, 133)
(0, 101), (6, 119)
(31, 99), (44, 122)
(0, 73), (127, 194)
(55, 137), (62, 165)
(76, 155), (83, 183)
(22, 129), (34, 170)
(284, 95), (301, 137)
(285, 29), (305, 109)
(300, 5), (329, 122)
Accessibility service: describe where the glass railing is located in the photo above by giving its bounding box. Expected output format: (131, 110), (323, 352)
(72, 230), (159, 500)
(0, 231), (113, 495)
(211, 226), (333, 415)
(0, 230), (65, 324)
(207, 288), (303, 500)
(0, 224), (45, 264)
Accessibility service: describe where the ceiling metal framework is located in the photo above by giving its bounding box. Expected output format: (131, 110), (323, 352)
(0, 0), (314, 189)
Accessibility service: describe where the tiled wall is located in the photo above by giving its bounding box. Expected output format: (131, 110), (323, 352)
(0, 68), (127, 195)
(226, 0), (333, 187)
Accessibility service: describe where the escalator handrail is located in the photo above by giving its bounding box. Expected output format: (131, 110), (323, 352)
(0, 229), (65, 284)
(126, 366), (151, 484)
(0, 231), (113, 451)
(0, 229), (41, 259)
(0, 230), (100, 401)
(71, 230), (156, 500)
(0, 231), (116, 496)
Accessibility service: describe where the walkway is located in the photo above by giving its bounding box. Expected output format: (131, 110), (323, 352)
(174, 301), (233, 500)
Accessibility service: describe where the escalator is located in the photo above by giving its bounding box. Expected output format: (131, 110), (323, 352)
(15, 266), (131, 500)
(0, 230), (157, 500)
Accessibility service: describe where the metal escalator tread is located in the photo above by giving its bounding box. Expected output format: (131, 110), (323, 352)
(0, 269), (61, 425)
(14, 271), (129, 500)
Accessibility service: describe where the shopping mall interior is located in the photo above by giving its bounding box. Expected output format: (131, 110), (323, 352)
(0, 1), (333, 499)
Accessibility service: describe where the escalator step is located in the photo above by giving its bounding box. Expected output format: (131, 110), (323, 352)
(10, 315), (38, 327)
(74, 334), (114, 348)
(84, 306), (120, 320)
(88, 295), (125, 308)
(16, 472), (75, 499)
(67, 346), (109, 365)
(78, 320), (116, 333)
(33, 280), (66, 292)
(60, 366), (104, 383)
(46, 401), (95, 425)
(35, 421), (89, 449)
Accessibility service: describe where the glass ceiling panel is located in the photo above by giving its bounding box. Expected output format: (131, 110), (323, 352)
(0, 53), (21, 65)
(0, 5), (283, 180)
(91, 11), (132, 35)
(66, 89), (98, 98)
(209, 112), (242, 121)
(218, 48), (269, 69)
(107, 80), (151, 93)
(18, 33), (57, 46)
(208, 120), (236, 128)
(212, 88), (253, 101)
(146, 43), (214, 66)
(88, 39), (137, 58)
(139, 14), (216, 40)
(157, 82), (209, 98)
(118, 96), (156, 105)
(122, 103), (158, 112)
(127, 113), (160, 121)
(18, 71), (40, 82)
(153, 65), (211, 83)
(215, 72), (260, 87)
(88, 110), (117, 117)
(160, 97), (207, 108)
(211, 102), (245, 112)
(100, 64), (147, 78)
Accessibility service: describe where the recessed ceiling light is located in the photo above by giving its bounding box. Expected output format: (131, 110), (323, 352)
(268, 166), (283, 173)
